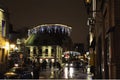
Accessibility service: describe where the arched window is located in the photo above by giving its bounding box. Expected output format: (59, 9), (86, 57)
(45, 49), (48, 56)
(39, 48), (42, 56)
(51, 49), (54, 56)
(33, 48), (36, 55)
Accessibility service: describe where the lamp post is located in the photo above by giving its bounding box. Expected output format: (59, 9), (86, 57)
(84, 0), (92, 15)
(84, 0), (95, 75)
(84, 0), (92, 5)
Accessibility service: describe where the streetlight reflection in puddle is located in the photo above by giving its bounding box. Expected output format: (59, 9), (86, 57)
(64, 67), (74, 79)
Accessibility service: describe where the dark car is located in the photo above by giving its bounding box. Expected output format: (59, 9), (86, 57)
(4, 67), (33, 79)
(0, 72), (4, 79)
(67, 60), (85, 68)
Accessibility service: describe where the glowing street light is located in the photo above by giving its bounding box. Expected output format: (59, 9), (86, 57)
(84, 0), (92, 6)
(10, 44), (15, 49)
(9, 44), (16, 51)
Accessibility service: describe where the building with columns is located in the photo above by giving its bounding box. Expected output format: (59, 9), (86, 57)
(25, 24), (73, 63)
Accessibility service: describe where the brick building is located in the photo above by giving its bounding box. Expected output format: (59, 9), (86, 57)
(85, 0), (120, 79)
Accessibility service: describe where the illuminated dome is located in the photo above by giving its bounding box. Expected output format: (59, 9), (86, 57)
(28, 24), (72, 36)
(26, 24), (73, 47)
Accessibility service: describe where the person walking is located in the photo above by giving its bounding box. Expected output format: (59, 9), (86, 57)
(33, 64), (40, 79)
(49, 60), (52, 69)
(41, 59), (47, 70)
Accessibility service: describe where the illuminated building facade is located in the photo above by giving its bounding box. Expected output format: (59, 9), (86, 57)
(0, 4), (9, 73)
(26, 24), (73, 63)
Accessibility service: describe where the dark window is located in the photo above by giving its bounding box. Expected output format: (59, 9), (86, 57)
(1, 49), (5, 62)
(51, 49), (54, 56)
(39, 49), (42, 56)
(39, 49), (42, 53)
(27, 49), (30, 54)
(45, 49), (48, 56)
(52, 49), (54, 53)
(33, 48), (36, 54)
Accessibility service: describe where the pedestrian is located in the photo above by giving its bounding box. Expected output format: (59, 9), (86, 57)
(8, 58), (14, 69)
(57, 62), (61, 70)
(49, 60), (52, 68)
(33, 65), (40, 79)
(76, 61), (80, 69)
(41, 59), (47, 70)
(90, 66), (95, 75)
(32, 60), (36, 68)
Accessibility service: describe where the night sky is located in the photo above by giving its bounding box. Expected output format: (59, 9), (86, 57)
(0, 0), (89, 48)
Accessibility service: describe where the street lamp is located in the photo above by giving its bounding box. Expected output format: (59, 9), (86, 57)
(10, 44), (16, 51)
(84, 0), (92, 15)
(5, 42), (9, 50)
(84, 0), (92, 6)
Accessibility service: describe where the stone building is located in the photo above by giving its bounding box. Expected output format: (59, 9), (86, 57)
(85, 0), (120, 79)
(25, 24), (73, 63)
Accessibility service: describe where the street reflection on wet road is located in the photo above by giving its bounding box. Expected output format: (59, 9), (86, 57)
(39, 65), (93, 79)
(64, 67), (74, 79)
(60, 65), (93, 79)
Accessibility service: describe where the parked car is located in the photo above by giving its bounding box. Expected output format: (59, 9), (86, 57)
(0, 72), (4, 79)
(65, 60), (86, 68)
(4, 67), (33, 79)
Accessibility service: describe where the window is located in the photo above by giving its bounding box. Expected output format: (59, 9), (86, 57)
(33, 48), (36, 55)
(39, 49), (42, 56)
(1, 49), (5, 62)
(51, 49), (54, 56)
(52, 49), (54, 53)
(45, 49), (48, 56)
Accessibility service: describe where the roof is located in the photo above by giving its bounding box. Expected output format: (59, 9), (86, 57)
(25, 33), (72, 47)
(28, 24), (72, 36)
